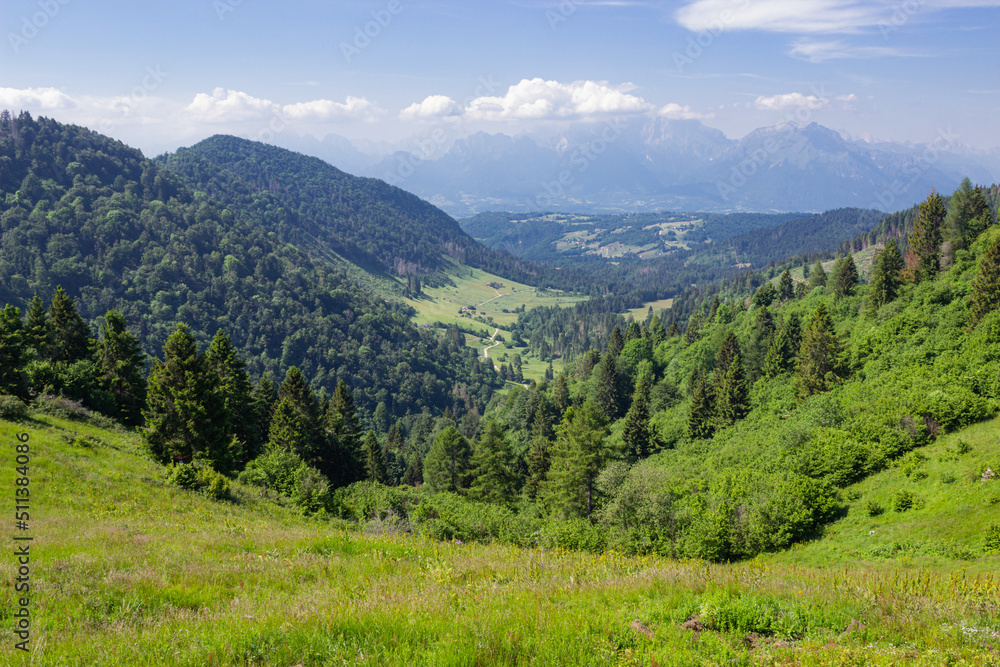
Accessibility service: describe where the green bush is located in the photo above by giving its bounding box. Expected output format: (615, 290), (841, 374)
(892, 489), (919, 513)
(167, 463), (201, 490)
(864, 499), (884, 517)
(167, 462), (231, 500)
(541, 517), (606, 552)
(0, 395), (29, 421)
(984, 524), (1000, 554)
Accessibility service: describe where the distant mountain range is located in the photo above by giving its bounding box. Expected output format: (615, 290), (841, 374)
(276, 119), (999, 218)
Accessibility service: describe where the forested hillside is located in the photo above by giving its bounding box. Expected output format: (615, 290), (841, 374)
(0, 112), (501, 420)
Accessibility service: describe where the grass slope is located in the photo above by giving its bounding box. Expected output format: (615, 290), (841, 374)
(1, 414), (998, 665)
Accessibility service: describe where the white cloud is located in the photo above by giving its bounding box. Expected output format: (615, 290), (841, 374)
(0, 87), (77, 110)
(789, 38), (923, 61)
(752, 91), (856, 111)
(400, 95), (462, 120)
(185, 88), (380, 123)
(676, 0), (1000, 35)
(658, 102), (711, 119)
(465, 78), (653, 121)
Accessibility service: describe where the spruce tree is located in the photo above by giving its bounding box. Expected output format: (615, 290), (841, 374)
(687, 372), (715, 439)
(592, 354), (625, 421)
(144, 323), (231, 472)
(362, 430), (389, 484)
(606, 326), (625, 359)
(869, 239), (904, 310)
(205, 330), (258, 461)
(423, 425), (472, 493)
(541, 401), (607, 520)
(796, 303), (844, 399)
(326, 379), (364, 487)
(94, 311), (147, 426)
(266, 396), (310, 456)
(965, 186), (992, 242)
(24, 294), (50, 359)
(0, 305), (28, 398)
(48, 286), (92, 363)
(525, 402), (553, 499)
(969, 235), (1000, 326)
(274, 367), (321, 465)
(622, 370), (652, 460)
(910, 191), (946, 281)
(833, 254), (859, 298)
(808, 260), (827, 290)
(468, 420), (518, 504)
(713, 335), (748, 427)
(251, 373), (278, 450)
(778, 269), (794, 301)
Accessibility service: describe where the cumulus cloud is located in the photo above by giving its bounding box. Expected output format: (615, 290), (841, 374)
(0, 87), (77, 110)
(751, 92), (856, 111)
(399, 95), (462, 120)
(465, 78), (653, 121)
(185, 88), (380, 123)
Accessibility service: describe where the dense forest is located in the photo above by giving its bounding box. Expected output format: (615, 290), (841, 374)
(0, 112), (502, 420)
(2, 111), (1000, 563)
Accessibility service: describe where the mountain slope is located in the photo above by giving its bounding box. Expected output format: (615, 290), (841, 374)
(0, 112), (500, 417)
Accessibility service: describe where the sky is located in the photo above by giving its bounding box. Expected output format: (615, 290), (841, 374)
(1, 0), (998, 157)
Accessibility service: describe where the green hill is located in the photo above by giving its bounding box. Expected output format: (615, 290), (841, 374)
(1, 409), (997, 665)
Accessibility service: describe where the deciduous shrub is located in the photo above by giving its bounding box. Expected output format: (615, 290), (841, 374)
(0, 395), (29, 421)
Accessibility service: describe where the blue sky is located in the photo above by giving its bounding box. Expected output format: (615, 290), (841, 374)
(1, 0), (998, 155)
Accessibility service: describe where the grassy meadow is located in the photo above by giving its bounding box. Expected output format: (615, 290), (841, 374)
(1, 411), (998, 665)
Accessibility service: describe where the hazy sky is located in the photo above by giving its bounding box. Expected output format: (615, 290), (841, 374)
(2, 0), (998, 156)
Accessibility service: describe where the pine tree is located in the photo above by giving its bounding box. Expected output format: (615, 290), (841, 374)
(362, 430), (389, 484)
(94, 311), (146, 426)
(796, 303), (844, 399)
(833, 254), (859, 298)
(423, 425), (472, 493)
(205, 330), (258, 461)
(969, 235), (1000, 326)
(144, 324), (232, 472)
(48, 286), (92, 363)
(542, 401), (607, 520)
(778, 269), (794, 301)
(869, 239), (904, 310)
(622, 370), (652, 460)
(468, 420), (518, 504)
(808, 260), (827, 290)
(0, 305), (28, 398)
(910, 191), (946, 281)
(24, 294), (50, 359)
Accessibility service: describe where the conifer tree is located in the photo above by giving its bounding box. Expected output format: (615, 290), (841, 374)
(362, 429), (389, 484)
(266, 396), (310, 456)
(910, 191), (946, 281)
(833, 254), (859, 298)
(372, 401), (389, 435)
(423, 425), (472, 493)
(969, 235), (1000, 326)
(592, 354), (625, 421)
(965, 186), (992, 242)
(402, 450), (423, 486)
(144, 324), (232, 472)
(778, 269), (794, 301)
(764, 328), (794, 378)
(624, 320), (642, 341)
(808, 260), (827, 290)
(48, 286), (92, 363)
(326, 379), (363, 487)
(525, 402), (553, 500)
(24, 294), (50, 359)
(94, 311), (146, 426)
(273, 367), (321, 464)
(684, 311), (704, 344)
(542, 401), (607, 520)
(251, 373), (278, 447)
(869, 239), (904, 310)
(553, 371), (570, 414)
(468, 420), (518, 504)
(606, 326), (624, 359)
(796, 303), (844, 399)
(205, 330), (258, 461)
(0, 305), (28, 398)
(622, 369), (652, 460)
(687, 371), (715, 439)
(713, 333), (748, 427)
